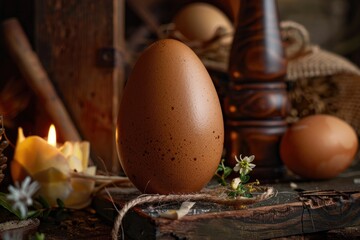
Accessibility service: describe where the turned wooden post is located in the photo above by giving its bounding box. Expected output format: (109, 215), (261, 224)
(225, 0), (289, 179)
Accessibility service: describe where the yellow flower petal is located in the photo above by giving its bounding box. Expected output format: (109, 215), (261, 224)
(13, 136), (70, 177)
(59, 141), (90, 172)
(58, 141), (73, 158)
(12, 128), (94, 209)
(10, 160), (30, 182)
(64, 177), (95, 209)
(230, 177), (241, 190)
(79, 141), (90, 171)
(16, 127), (25, 145)
(67, 155), (83, 172)
(85, 166), (97, 175)
(38, 180), (72, 206)
(30, 167), (73, 207)
(31, 167), (70, 182)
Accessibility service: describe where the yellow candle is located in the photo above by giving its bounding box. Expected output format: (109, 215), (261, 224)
(11, 125), (96, 209)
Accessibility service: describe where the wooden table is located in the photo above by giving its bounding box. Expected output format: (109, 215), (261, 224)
(1, 165), (360, 239)
(93, 169), (360, 239)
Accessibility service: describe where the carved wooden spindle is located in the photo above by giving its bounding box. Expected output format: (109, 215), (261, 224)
(225, 0), (289, 179)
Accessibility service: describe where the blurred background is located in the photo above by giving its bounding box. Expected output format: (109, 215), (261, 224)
(1, 0), (360, 186)
(1, 0), (359, 123)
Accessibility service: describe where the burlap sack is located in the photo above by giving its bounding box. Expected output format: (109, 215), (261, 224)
(282, 21), (360, 135)
(281, 20), (360, 163)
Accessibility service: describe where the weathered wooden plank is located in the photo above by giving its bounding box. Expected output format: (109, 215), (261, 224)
(35, 0), (125, 173)
(93, 175), (360, 239)
(153, 193), (360, 239)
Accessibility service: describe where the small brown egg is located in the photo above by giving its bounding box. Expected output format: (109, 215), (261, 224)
(173, 2), (234, 45)
(280, 114), (358, 179)
(117, 39), (224, 194)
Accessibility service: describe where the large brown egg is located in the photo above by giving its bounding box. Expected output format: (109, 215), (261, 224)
(117, 39), (224, 194)
(280, 114), (358, 179)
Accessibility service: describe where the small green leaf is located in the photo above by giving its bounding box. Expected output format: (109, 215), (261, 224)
(216, 165), (223, 173)
(32, 232), (46, 240)
(0, 193), (22, 219)
(217, 178), (227, 186)
(243, 192), (253, 198)
(228, 191), (237, 198)
(36, 195), (50, 209)
(223, 167), (233, 178)
(56, 198), (65, 209)
(27, 209), (44, 218)
(240, 174), (250, 183)
(41, 208), (52, 219)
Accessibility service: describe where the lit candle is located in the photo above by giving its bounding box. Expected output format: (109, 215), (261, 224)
(11, 125), (96, 209)
(47, 124), (57, 147)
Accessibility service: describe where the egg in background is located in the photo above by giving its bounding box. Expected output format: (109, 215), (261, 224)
(173, 2), (234, 45)
(280, 114), (358, 179)
(117, 39), (224, 194)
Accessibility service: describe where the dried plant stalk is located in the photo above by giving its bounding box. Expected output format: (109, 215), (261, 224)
(0, 116), (9, 184)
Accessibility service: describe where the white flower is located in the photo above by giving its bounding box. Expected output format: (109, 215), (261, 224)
(6, 176), (40, 219)
(233, 155), (256, 175)
(230, 177), (241, 190)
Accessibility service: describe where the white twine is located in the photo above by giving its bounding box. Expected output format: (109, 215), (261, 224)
(111, 187), (275, 240)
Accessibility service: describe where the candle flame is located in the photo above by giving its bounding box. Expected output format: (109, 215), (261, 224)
(48, 124), (57, 147)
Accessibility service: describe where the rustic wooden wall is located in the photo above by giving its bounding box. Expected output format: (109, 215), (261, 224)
(35, 0), (125, 173)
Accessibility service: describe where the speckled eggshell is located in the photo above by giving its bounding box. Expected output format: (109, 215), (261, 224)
(280, 114), (358, 179)
(117, 39), (224, 194)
